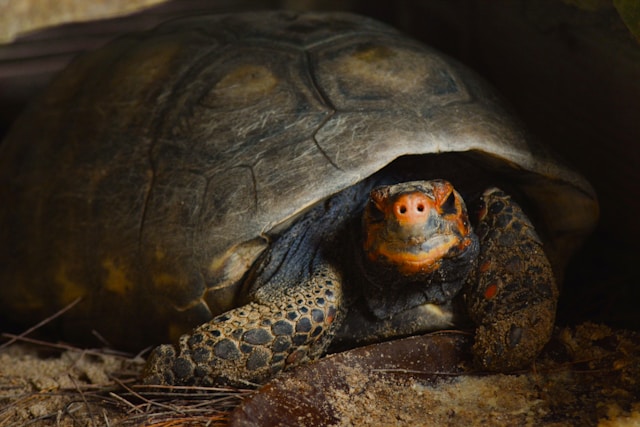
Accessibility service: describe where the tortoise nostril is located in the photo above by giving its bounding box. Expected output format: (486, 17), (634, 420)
(399, 205), (407, 214)
(417, 204), (424, 212)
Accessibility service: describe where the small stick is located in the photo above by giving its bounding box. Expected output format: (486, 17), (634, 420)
(70, 376), (96, 427)
(108, 391), (142, 413)
(0, 333), (136, 360)
(0, 297), (82, 349)
(112, 376), (184, 414)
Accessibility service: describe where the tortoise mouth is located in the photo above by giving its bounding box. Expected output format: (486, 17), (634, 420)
(366, 233), (474, 275)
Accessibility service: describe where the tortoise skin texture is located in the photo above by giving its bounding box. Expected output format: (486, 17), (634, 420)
(0, 12), (597, 386)
(466, 188), (558, 371)
(144, 264), (344, 385)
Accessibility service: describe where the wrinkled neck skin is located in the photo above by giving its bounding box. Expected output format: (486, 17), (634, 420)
(330, 209), (479, 350)
(358, 224), (480, 319)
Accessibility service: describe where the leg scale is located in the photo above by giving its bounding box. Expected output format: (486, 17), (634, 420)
(466, 188), (558, 371)
(143, 265), (343, 387)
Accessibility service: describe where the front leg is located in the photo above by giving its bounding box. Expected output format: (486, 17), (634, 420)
(465, 188), (558, 371)
(143, 264), (343, 387)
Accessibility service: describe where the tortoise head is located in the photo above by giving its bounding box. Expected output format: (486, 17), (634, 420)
(362, 180), (477, 280)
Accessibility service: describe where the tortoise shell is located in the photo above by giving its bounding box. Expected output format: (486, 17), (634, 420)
(0, 11), (597, 350)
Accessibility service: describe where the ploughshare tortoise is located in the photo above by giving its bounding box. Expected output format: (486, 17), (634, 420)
(0, 12), (598, 387)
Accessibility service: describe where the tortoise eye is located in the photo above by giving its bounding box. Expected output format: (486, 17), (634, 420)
(366, 200), (385, 223)
(440, 191), (458, 215)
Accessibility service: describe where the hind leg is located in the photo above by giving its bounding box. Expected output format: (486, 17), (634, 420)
(465, 188), (558, 371)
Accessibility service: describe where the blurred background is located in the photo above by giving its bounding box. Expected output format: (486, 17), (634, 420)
(1, 0), (638, 330)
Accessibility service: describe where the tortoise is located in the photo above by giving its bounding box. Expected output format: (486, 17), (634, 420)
(0, 11), (598, 387)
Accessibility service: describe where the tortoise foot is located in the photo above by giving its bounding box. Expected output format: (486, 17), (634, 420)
(466, 188), (558, 371)
(143, 267), (343, 387)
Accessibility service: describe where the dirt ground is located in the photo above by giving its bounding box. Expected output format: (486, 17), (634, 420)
(2, 323), (639, 427)
(231, 323), (640, 426)
(0, 338), (249, 426)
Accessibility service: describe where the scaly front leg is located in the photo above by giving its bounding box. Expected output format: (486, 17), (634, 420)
(143, 264), (343, 387)
(466, 188), (558, 371)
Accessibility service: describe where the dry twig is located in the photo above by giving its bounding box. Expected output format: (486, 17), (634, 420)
(0, 312), (252, 427)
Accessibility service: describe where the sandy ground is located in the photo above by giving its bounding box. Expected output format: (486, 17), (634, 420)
(0, 339), (248, 426)
(232, 324), (640, 426)
(1, 323), (639, 426)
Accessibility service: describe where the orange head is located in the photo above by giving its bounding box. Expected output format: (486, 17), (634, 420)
(362, 180), (475, 277)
